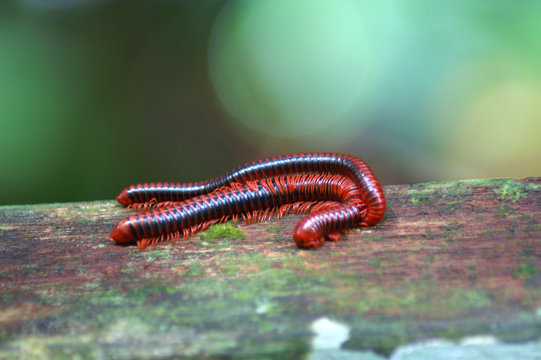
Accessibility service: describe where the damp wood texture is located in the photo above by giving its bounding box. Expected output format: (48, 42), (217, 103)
(0, 177), (540, 359)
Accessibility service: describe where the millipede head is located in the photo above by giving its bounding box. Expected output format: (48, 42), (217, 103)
(110, 220), (136, 244)
(115, 189), (131, 206)
(293, 225), (324, 249)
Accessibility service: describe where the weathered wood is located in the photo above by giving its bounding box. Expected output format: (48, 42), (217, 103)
(0, 178), (540, 359)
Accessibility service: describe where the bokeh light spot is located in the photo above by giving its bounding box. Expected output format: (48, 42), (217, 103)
(452, 81), (541, 177)
(435, 59), (541, 178)
(209, 0), (372, 141)
(0, 21), (76, 199)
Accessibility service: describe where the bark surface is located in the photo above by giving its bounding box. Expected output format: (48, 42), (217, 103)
(0, 177), (540, 359)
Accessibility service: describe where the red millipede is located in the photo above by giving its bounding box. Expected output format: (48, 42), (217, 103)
(115, 152), (386, 226)
(110, 174), (368, 249)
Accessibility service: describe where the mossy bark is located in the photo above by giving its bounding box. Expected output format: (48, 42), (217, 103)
(0, 177), (540, 359)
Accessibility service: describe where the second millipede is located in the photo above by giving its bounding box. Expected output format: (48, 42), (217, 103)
(115, 152), (386, 226)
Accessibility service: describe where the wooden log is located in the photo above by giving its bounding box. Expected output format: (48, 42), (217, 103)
(0, 177), (540, 359)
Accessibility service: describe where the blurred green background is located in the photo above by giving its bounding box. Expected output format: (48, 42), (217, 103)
(1, 0), (540, 205)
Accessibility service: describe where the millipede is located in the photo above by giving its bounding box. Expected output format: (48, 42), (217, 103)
(111, 173), (370, 249)
(115, 152), (386, 226)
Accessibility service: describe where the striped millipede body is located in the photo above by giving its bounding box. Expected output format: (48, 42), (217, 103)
(115, 153), (386, 226)
(111, 174), (368, 249)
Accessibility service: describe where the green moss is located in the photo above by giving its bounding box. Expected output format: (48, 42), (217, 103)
(408, 179), (536, 210)
(200, 223), (247, 241)
(497, 204), (515, 215)
(19, 264), (39, 275)
(357, 286), (418, 313)
(456, 178), (504, 186)
(515, 264), (538, 278)
(119, 265), (138, 275)
(494, 180), (540, 202)
(444, 200), (465, 212)
(448, 289), (492, 309)
(368, 258), (381, 268)
(186, 261), (204, 276)
(344, 322), (410, 357)
(281, 254), (310, 272)
(124, 282), (179, 302)
(266, 224), (287, 233)
(5, 253), (535, 358)
(231, 252), (272, 271)
(439, 244), (449, 252)
(0, 292), (14, 303)
(519, 214), (538, 223)
(96, 289), (126, 306)
(353, 284), (493, 321)
(133, 248), (176, 261)
(362, 235), (384, 242)
(409, 180), (452, 191)
(408, 179), (480, 197)
(222, 264), (239, 275)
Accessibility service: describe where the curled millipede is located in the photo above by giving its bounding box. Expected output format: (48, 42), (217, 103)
(111, 174), (367, 249)
(115, 152), (385, 226)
